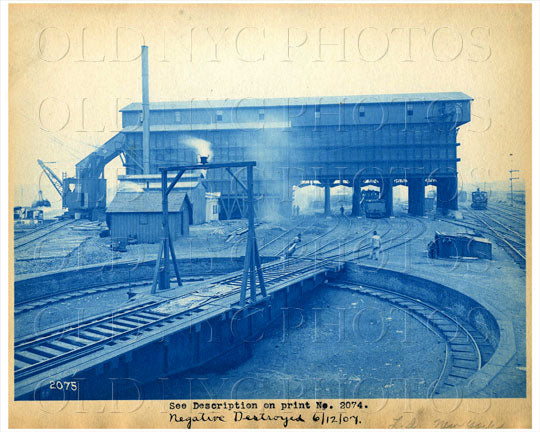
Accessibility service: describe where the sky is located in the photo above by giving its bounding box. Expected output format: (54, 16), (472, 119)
(9, 4), (531, 206)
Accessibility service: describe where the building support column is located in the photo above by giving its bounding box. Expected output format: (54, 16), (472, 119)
(436, 176), (459, 212)
(408, 177), (425, 216)
(448, 175), (458, 210)
(436, 178), (445, 211)
(352, 179), (361, 216)
(324, 184), (331, 216)
(382, 178), (393, 217)
(280, 169), (293, 217)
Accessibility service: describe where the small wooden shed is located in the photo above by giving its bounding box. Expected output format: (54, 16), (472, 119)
(116, 173), (207, 225)
(106, 191), (191, 243)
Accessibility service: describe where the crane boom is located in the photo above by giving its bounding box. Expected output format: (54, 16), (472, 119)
(37, 159), (63, 198)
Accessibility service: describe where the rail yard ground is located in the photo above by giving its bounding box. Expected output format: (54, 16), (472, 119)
(13, 201), (526, 398)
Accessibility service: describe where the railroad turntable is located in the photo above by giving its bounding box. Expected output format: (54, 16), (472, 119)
(13, 200), (526, 401)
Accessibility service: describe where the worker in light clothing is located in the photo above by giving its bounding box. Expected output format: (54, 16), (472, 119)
(285, 233), (302, 258)
(369, 230), (381, 260)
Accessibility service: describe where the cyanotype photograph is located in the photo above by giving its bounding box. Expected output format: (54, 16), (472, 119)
(6, 2), (532, 429)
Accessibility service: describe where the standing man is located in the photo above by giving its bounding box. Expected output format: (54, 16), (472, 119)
(340, 205), (345, 216)
(369, 230), (381, 260)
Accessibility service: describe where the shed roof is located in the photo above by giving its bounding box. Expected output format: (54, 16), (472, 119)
(106, 191), (190, 213)
(120, 92), (472, 112)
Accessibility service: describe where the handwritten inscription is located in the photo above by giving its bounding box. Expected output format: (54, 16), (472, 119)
(169, 412), (226, 428)
(168, 400), (366, 428)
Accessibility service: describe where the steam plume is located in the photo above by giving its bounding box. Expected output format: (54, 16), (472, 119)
(183, 137), (213, 161)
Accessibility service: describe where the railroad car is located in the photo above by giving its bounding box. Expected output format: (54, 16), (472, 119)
(507, 191), (525, 205)
(471, 188), (488, 210)
(364, 199), (387, 218)
(362, 190), (379, 201)
(428, 232), (492, 260)
(13, 206), (44, 224)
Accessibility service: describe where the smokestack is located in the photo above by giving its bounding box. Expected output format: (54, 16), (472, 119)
(141, 45), (150, 174)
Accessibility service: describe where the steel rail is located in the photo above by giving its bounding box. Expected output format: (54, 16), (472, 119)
(302, 219), (382, 259)
(467, 212), (525, 264)
(294, 217), (351, 256)
(258, 217), (311, 252)
(474, 211), (525, 241)
(329, 281), (485, 396)
(14, 257), (339, 382)
(14, 220), (75, 249)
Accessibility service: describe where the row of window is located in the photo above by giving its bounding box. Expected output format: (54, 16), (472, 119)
(137, 102), (462, 125)
(171, 109), (265, 124)
(164, 104), (419, 125)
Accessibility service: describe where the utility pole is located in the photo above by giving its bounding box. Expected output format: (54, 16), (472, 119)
(509, 153), (519, 207)
(509, 169), (519, 207)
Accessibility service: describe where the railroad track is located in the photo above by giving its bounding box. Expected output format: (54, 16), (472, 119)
(14, 219), (75, 250)
(480, 211), (525, 240)
(14, 256), (339, 384)
(488, 202), (526, 221)
(292, 216), (357, 258)
(463, 209), (525, 268)
(14, 215), (430, 385)
(13, 275), (212, 315)
(323, 216), (427, 263)
(217, 216), (318, 257)
(302, 218), (385, 260)
(261, 216), (318, 254)
(14, 279), (150, 315)
(14, 216), (423, 318)
(13, 216), (336, 316)
(14, 215), (436, 397)
(259, 218), (315, 252)
(484, 215), (525, 237)
(202, 222), (263, 255)
(329, 281), (494, 396)
(14, 222), (55, 241)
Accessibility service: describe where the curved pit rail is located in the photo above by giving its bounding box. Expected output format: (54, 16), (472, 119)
(328, 281), (496, 397)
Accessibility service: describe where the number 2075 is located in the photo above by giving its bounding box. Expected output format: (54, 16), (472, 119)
(49, 381), (78, 391)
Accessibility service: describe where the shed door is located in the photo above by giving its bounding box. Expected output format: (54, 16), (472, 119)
(182, 208), (189, 235)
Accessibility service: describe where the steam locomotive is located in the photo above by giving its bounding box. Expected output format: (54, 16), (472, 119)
(471, 188), (488, 210)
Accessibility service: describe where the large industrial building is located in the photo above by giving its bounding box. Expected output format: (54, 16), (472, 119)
(61, 91), (472, 220)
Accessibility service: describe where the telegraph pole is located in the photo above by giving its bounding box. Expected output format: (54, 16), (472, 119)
(509, 169), (519, 206)
(509, 153), (519, 207)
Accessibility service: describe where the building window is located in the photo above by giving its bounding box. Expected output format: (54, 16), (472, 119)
(213, 204), (218, 214)
(358, 105), (365, 117)
(406, 104), (413, 116)
(175, 111), (181, 122)
(258, 109), (265, 121)
(315, 105), (321, 119)
(139, 214), (148, 225)
(216, 110), (223, 122)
